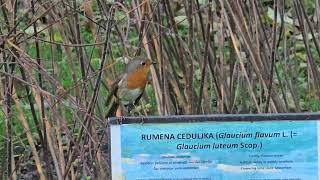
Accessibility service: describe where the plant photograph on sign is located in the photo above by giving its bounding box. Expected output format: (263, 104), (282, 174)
(0, 0), (319, 179)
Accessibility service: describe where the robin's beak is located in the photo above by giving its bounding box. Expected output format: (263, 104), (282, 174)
(151, 61), (157, 65)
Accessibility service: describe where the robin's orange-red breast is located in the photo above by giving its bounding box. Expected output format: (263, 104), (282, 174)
(105, 56), (155, 117)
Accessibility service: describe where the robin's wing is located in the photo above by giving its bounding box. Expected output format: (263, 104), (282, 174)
(133, 89), (144, 105)
(105, 74), (124, 104)
(105, 75), (123, 118)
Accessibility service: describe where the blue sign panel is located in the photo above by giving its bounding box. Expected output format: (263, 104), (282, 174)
(110, 119), (319, 179)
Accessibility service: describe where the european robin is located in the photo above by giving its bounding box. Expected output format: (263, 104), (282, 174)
(105, 56), (156, 117)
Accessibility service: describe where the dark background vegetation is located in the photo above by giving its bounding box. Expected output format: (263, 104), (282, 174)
(0, 0), (319, 179)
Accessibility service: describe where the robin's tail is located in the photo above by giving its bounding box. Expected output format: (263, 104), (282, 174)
(105, 79), (121, 118)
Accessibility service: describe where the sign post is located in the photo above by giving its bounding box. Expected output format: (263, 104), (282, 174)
(109, 113), (320, 180)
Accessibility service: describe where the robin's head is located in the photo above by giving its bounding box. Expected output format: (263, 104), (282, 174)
(125, 56), (155, 75)
(125, 56), (156, 89)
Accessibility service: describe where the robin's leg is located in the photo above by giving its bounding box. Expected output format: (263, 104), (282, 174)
(140, 116), (145, 124)
(131, 103), (146, 124)
(138, 107), (145, 124)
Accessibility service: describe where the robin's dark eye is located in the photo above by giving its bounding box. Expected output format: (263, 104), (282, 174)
(141, 61), (146, 66)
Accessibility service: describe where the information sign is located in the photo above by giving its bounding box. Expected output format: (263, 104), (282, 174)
(109, 113), (320, 180)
